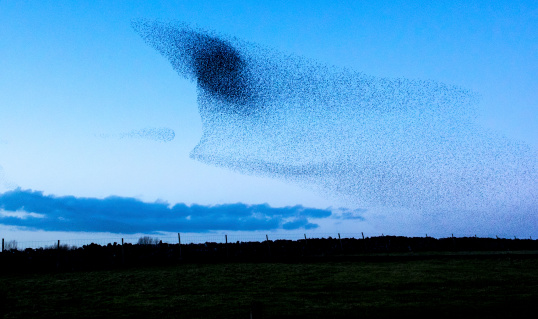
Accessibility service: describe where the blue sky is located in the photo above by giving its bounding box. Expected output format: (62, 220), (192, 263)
(1, 1), (537, 241)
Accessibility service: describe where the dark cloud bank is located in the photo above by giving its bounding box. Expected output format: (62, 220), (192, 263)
(0, 189), (349, 234)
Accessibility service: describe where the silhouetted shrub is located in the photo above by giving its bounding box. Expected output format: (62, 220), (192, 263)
(44, 244), (75, 251)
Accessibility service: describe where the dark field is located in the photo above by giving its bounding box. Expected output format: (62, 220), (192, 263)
(1, 254), (537, 318)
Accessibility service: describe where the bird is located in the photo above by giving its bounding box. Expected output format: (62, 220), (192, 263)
(132, 20), (538, 213)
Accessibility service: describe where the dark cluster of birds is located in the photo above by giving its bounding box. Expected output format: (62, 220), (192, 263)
(133, 20), (538, 215)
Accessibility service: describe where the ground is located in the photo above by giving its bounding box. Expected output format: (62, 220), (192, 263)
(1, 255), (537, 318)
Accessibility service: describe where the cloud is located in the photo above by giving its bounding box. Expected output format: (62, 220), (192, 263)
(331, 208), (366, 220)
(0, 210), (45, 219)
(0, 189), (332, 233)
(282, 217), (318, 230)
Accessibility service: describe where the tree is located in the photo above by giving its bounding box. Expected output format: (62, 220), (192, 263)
(4, 240), (17, 251)
(137, 236), (160, 245)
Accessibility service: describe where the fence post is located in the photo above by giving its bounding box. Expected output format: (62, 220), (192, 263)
(266, 234), (271, 257)
(56, 239), (61, 270)
(1, 238), (3, 252)
(301, 234), (307, 256)
(338, 233), (343, 251)
(178, 233), (182, 259)
(121, 238), (125, 265)
(225, 234), (228, 259)
(362, 232), (365, 240)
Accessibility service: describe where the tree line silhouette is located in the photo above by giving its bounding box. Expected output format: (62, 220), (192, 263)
(0, 235), (536, 273)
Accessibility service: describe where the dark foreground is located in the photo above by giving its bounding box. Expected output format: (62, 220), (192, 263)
(1, 254), (537, 318)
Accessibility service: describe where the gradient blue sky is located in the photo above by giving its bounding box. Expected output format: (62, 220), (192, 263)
(1, 1), (537, 241)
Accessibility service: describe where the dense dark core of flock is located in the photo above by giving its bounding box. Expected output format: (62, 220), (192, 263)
(191, 34), (253, 107)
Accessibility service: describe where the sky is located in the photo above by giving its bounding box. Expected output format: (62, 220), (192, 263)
(0, 0), (537, 243)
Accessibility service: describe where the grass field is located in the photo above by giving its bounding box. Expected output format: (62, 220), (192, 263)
(1, 255), (537, 318)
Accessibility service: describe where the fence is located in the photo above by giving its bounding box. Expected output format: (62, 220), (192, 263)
(1, 232), (369, 252)
(2, 232), (535, 252)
